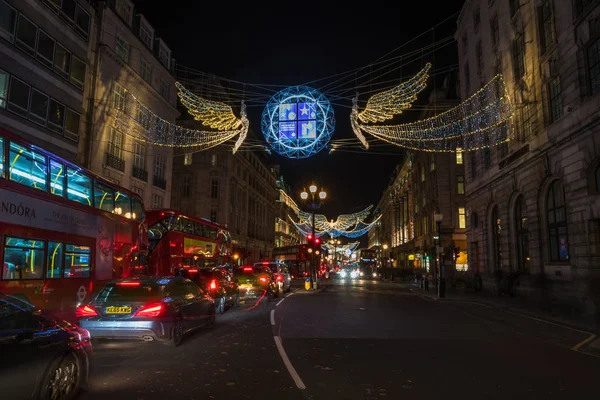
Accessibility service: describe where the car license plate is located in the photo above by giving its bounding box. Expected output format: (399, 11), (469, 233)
(105, 306), (132, 314)
(240, 283), (253, 288)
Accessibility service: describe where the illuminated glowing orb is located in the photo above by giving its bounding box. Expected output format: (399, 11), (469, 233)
(261, 86), (335, 159)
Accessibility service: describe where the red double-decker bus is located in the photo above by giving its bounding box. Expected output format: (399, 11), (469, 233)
(0, 128), (146, 321)
(145, 209), (232, 275)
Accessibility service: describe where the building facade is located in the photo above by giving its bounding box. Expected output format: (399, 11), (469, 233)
(0, 0), (94, 162)
(83, 0), (178, 209)
(170, 146), (277, 265)
(457, 0), (600, 320)
(274, 172), (302, 248)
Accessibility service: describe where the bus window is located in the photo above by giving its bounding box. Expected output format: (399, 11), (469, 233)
(9, 142), (47, 191)
(67, 167), (92, 206)
(115, 191), (131, 217)
(46, 242), (63, 279)
(0, 136), (4, 178)
(132, 197), (144, 222)
(94, 180), (114, 212)
(2, 237), (45, 280)
(50, 159), (65, 197)
(64, 244), (91, 278)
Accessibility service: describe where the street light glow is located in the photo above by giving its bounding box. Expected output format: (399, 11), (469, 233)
(383, 244), (389, 250)
(301, 191), (309, 200)
(319, 191), (326, 199)
(309, 185), (317, 193)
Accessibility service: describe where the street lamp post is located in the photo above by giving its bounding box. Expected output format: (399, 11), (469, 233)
(301, 185), (326, 289)
(434, 212), (444, 298)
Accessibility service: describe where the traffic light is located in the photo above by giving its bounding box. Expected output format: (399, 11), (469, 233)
(307, 234), (313, 242)
(314, 237), (320, 245)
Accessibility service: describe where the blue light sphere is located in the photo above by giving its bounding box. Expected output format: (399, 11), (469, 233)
(261, 86), (335, 159)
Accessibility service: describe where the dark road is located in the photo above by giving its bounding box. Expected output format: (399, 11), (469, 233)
(81, 279), (600, 400)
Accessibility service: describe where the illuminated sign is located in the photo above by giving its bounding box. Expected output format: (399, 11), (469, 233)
(183, 238), (215, 256)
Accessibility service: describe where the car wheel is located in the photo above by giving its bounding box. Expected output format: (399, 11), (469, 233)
(217, 296), (226, 315)
(40, 351), (82, 400)
(168, 319), (184, 348)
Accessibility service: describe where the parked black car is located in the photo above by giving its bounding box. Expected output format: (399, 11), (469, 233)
(0, 292), (92, 400)
(76, 276), (215, 347)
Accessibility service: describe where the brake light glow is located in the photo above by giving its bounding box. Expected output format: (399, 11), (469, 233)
(262, 262), (269, 265)
(259, 277), (267, 283)
(243, 267), (253, 272)
(76, 305), (98, 318)
(209, 279), (217, 290)
(276, 275), (283, 282)
(116, 281), (140, 287)
(189, 268), (198, 273)
(134, 303), (165, 317)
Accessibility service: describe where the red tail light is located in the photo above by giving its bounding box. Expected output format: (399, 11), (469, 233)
(134, 303), (165, 318)
(209, 279), (217, 290)
(189, 268), (198, 273)
(243, 267), (253, 272)
(276, 275), (283, 282)
(76, 305), (98, 318)
(259, 277), (267, 283)
(116, 281), (140, 287)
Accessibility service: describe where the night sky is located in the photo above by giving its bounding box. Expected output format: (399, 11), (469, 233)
(134, 0), (465, 232)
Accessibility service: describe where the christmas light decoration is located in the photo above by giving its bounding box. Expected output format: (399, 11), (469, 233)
(262, 86), (335, 159)
(322, 241), (360, 254)
(352, 73), (514, 152)
(112, 85), (248, 153)
(289, 206), (380, 239)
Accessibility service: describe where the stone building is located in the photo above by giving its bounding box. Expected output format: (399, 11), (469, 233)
(170, 143), (277, 265)
(457, 0), (600, 320)
(83, 0), (178, 209)
(0, 0), (94, 162)
(273, 171), (302, 248)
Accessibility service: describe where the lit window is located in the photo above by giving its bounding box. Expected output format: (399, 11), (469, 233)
(64, 244), (91, 278)
(70, 56), (86, 90)
(54, 44), (71, 79)
(115, 191), (131, 216)
(2, 237), (44, 280)
(456, 149), (463, 164)
(46, 242), (63, 279)
(64, 108), (81, 142)
(47, 99), (65, 134)
(66, 167), (91, 206)
(458, 207), (466, 229)
(50, 159), (65, 197)
(94, 180), (114, 212)
(107, 128), (123, 159)
(183, 152), (192, 165)
(112, 82), (126, 111)
(9, 142), (47, 192)
(457, 175), (465, 194)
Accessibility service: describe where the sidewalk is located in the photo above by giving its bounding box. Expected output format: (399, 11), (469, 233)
(389, 280), (599, 335)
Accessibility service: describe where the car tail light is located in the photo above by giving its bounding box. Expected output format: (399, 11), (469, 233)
(209, 279), (217, 290)
(259, 277), (267, 283)
(116, 281), (140, 287)
(276, 275), (283, 282)
(134, 303), (165, 318)
(243, 267), (253, 272)
(189, 268), (198, 274)
(76, 305), (98, 318)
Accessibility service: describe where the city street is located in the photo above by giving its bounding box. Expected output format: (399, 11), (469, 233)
(80, 279), (600, 400)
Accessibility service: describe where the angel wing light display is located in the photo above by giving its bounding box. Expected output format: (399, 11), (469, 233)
(290, 205), (381, 239)
(351, 65), (514, 152)
(112, 84), (249, 153)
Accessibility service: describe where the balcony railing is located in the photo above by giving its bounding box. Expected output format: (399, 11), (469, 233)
(132, 165), (148, 182)
(153, 175), (167, 190)
(105, 153), (125, 172)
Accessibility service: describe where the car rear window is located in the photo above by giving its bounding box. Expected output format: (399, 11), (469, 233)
(95, 282), (164, 302)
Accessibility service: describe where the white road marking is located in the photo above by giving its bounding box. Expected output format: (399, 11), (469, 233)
(286, 292), (294, 297)
(270, 309), (275, 326)
(276, 298), (286, 307)
(273, 336), (306, 390)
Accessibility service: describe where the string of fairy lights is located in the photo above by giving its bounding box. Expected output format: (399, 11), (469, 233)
(289, 205), (381, 239)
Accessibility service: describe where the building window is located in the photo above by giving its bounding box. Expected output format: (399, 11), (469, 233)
(28, 89), (49, 126)
(74, 6), (91, 39)
(0, 1), (17, 43)
(512, 32), (525, 79)
(154, 154), (166, 180)
(159, 78), (169, 100)
(587, 39), (600, 95)
(139, 21), (153, 49)
(181, 175), (191, 197)
(509, 0), (520, 18)
(211, 153), (218, 167)
(152, 194), (163, 209)
(54, 43), (71, 79)
(133, 141), (145, 169)
(521, 103), (534, 140)
(458, 207), (466, 229)
(64, 108), (81, 142)
(116, 0), (133, 26)
(548, 76), (563, 123)
(112, 82), (126, 111)
(132, 186), (144, 199)
(211, 180), (219, 199)
(490, 14), (499, 49)
(183, 152), (192, 165)
(538, 0), (555, 55)
(36, 30), (55, 69)
(0, 69), (8, 108)
(7, 76), (30, 117)
(141, 59), (153, 83)
(158, 44), (170, 69)
(15, 15), (38, 57)
(515, 195), (529, 271)
(47, 99), (65, 134)
(456, 149), (463, 164)
(70, 56), (86, 90)
(107, 128), (123, 160)
(137, 105), (150, 129)
(115, 35), (130, 63)
(463, 62), (470, 95)
(473, 7), (481, 30)
(210, 209), (217, 223)
(457, 175), (465, 194)
(547, 180), (569, 261)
